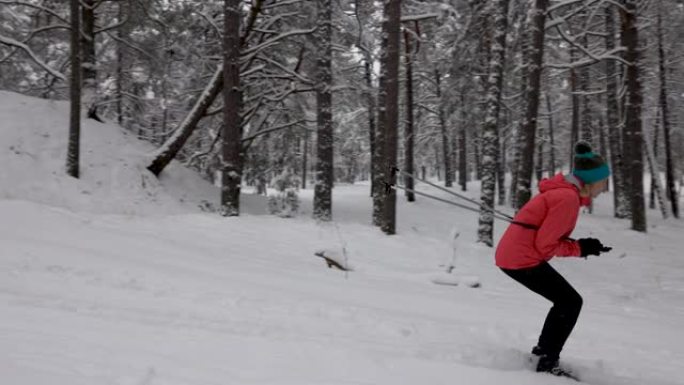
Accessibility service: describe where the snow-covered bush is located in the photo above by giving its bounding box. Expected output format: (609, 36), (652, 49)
(267, 168), (300, 218)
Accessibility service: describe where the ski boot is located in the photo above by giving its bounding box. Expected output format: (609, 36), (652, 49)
(536, 352), (580, 381)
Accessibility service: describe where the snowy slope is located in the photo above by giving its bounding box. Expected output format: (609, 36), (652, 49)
(1, 91), (684, 385)
(0, 91), (266, 215)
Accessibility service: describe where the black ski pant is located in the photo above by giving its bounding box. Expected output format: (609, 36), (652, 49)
(501, 261), (583, 359)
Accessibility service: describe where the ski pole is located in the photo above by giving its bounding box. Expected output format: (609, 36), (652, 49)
(393, 167), (516, 221)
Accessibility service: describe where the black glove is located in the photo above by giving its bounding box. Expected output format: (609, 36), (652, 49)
(577, 238), (612, 257)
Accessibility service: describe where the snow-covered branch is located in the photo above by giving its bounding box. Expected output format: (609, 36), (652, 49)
(242, 28), (315, 57)
(0, 34), (66, 81)
(0, 1), (70, 24)
(401, 13), (439, 23)
(94, 16), (129, 34)
(241, 120), (306, 143)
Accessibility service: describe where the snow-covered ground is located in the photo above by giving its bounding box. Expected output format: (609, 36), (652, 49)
(1, 91), (683, 385)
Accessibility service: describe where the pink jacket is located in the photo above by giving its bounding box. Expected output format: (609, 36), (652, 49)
(495, 174), (586, 269)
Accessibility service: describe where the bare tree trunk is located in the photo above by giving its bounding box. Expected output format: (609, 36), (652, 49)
(435, 69), (453, 187)
(569, 47), (580, 168)
(301, 128), (308, 189)
(365, 56), (378, 198)
(459, 92), (467, 191)
(605, 5), (629, 218)
(221, 0), (242, 216)
(657, 6), (679, 218)
(379, 0), (401, 235)
(650, 113), (659, 210)
(116, 0), (125, 126)
(313, 0), (334, 221)
(515, 0), (548, 208)
(509, 101), (522, 205)
(81, 0), (101, 122)
(403, 23), (416, 202)
(497, 109), (508, 205)
(620, 0), (646, 232)
(67, 0), (81, 178)
(599, 116), (607, 170)
(644, 130), (668, 219)
(579, 22), (593, 147)
(478, 0), (509, 246)
(545, 93), (556, 174)
(535, 125), (544, 182)
(372, 40), (387, 225)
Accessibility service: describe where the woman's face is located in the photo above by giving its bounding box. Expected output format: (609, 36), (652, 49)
(583, 179), (608, 198)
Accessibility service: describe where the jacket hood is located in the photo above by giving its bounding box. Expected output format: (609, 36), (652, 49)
(539, 173), (591, 206)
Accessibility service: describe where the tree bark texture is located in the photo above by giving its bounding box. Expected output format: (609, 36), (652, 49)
(620, 0), (647, 232)
(67, 0), (81, 179)
(515, 0), (548, 209)
(220, 0), (243, 216)
(478, 0), (509, 246)
(313, 0), (334, 221)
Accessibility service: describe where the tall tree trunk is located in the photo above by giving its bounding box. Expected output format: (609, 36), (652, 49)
(81, 0), (100, 121)
(569, 47), (580, 168)
(605, 5), (629, 218)
(515, 0), (548, 208)
(301, 128), (308, 189)
(497, 109), (509, 205)
(579, 17), (593, 147)
(403, 23), (416, 202)
(379, 0), (401, 235)
(535, 125), (544, 182)
(657, 6), (679, 218)
(313, 0), (334, 221)
(365, 56), (378, 198)
(221, 0), (242, 216)
(580, 37), (594, 215)
(650, 113), (659, 210)
(477, 0), (509, 246)
(435, 69), (453, 187)
(116, 0), (126, 126)
(545, 92), (556, 174)
(373, 0), (400, 228)
(644, 129), (669, 219)
(67, 0), (81, 178)
(474, 132), (482, 180)
(620, 0), (646, 232)
(459, 92), (468, 191)
(509, 111), (521, 206)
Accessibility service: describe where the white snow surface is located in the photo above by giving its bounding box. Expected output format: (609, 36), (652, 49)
(1, 91), (684, 385)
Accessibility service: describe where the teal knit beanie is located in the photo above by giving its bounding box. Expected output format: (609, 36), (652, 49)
(572, 141), (610, 184)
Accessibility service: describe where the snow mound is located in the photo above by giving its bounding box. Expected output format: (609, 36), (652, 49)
(0, 91), (266, 215)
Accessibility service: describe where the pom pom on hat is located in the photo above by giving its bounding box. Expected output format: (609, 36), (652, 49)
(572, 141), (610, 184)
(575, 141), (593, 155)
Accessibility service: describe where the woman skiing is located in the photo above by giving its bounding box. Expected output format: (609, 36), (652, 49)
(495, 141), (612, 378)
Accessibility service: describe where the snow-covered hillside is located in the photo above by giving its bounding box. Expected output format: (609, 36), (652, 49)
(1, 91), (683, 385)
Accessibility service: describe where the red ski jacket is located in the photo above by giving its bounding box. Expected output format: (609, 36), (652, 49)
(495, 174), (587, 269)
